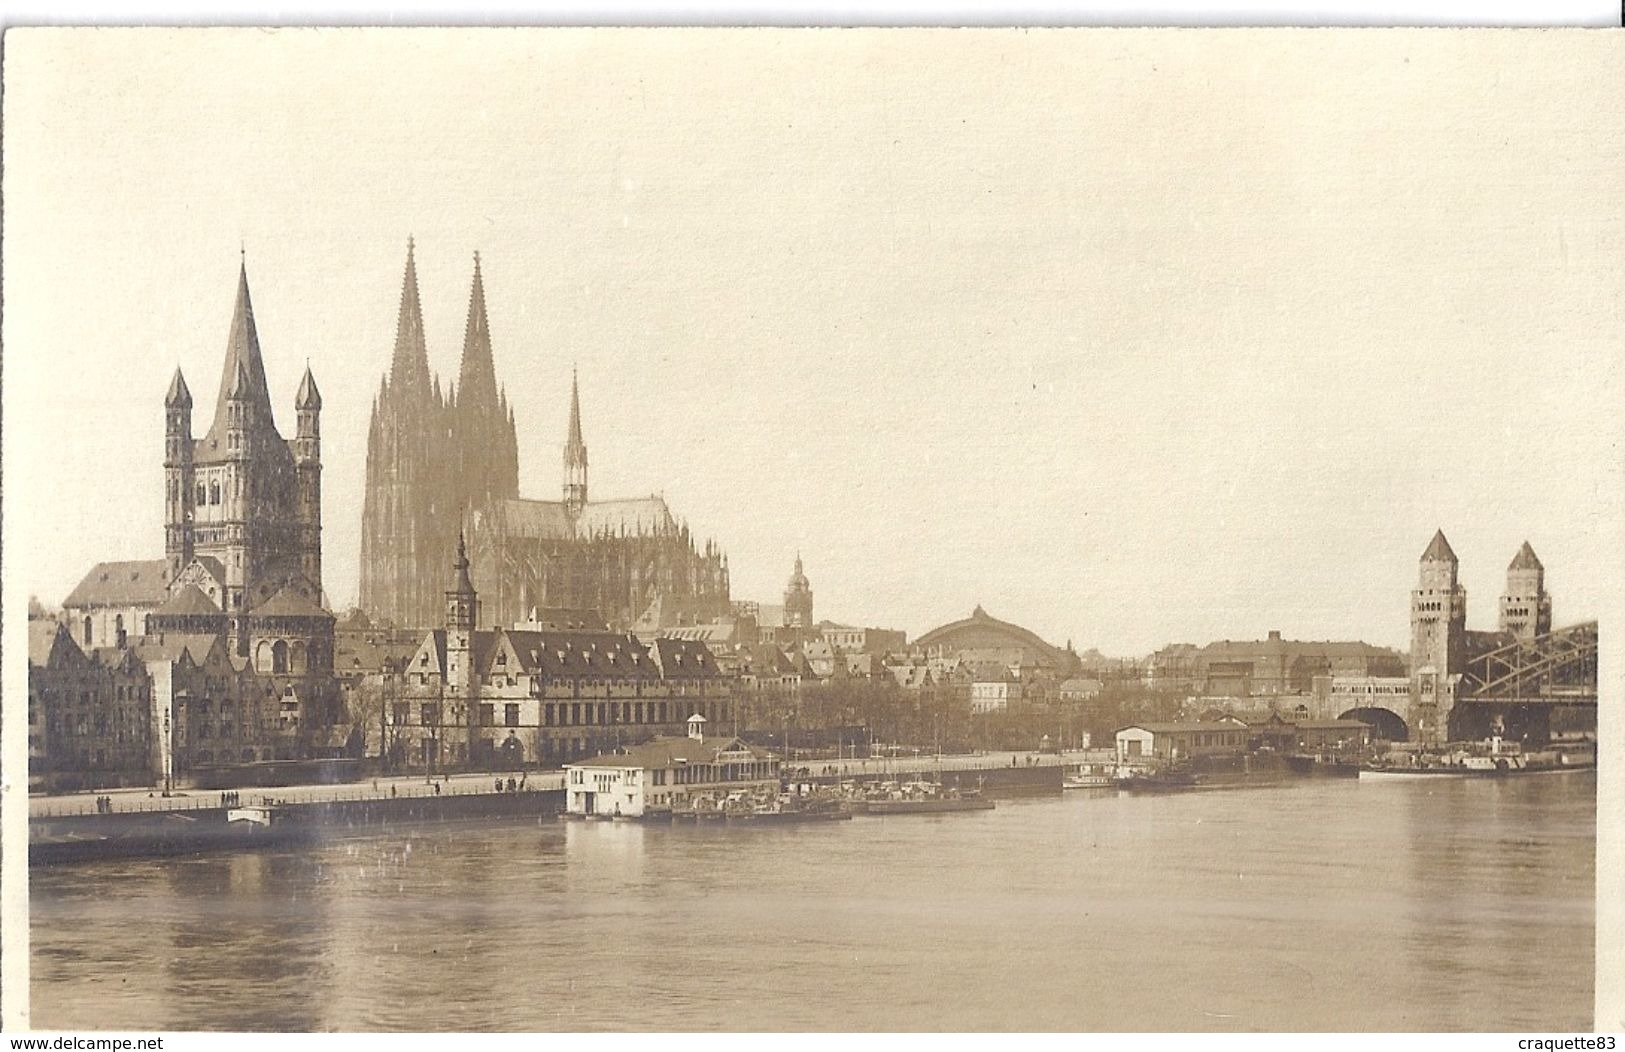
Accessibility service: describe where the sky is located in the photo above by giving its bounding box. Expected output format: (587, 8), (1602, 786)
(4, 28), (1622, 656)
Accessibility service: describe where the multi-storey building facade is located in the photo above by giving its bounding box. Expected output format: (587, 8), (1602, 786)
(27, 621), (153, 790)
(383, 543), (735, 769)
(1145, 632), (1405, 698)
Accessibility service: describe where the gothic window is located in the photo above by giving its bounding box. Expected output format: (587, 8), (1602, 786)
(210, 480), (221, 505)
(83, 617), (93, 646)
(196, 483), (206, 506)
(272, 640), (289, 675)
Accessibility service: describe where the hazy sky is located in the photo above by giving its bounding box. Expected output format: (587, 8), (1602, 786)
(4, 28), (1621, 656)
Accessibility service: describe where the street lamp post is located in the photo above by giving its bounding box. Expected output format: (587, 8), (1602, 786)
(162, 710), (173, 797)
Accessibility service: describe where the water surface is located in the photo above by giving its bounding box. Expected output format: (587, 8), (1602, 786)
(31, 774), (1595, 1031)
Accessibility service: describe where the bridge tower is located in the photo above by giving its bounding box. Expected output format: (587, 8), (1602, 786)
(1498, 541), (1552, 641)
(1409, 529), (1466, 745)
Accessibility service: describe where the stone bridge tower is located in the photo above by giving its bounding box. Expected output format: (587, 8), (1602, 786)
(1498, 541), (1552, 641)
(1409, 529), (1466, 745)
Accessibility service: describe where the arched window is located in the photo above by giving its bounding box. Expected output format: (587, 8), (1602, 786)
(290, 641), (307, 675)
(210, 480), (221, 505)
(272, 640), (289, 675)
(195, 482), (206, 507)
(255, 640), (274, 674)
(83, 617), (93, 646)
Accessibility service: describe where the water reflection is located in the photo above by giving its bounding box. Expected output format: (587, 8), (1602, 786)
(1395, 776), (1596, 1031)
(31, 777), (1594, 1032)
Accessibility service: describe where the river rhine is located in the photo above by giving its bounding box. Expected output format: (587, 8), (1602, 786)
(30, 773), (1594, 1031)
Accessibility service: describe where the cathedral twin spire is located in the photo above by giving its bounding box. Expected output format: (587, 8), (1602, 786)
(456, 252), (502, 414)
(361, 241), (522, 628)
(388, 236), (433, 397)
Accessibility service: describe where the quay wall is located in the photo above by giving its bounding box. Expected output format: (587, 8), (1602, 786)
(31, 789), (566, 866)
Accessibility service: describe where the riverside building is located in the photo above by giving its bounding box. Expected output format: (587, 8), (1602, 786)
(388, 538), (735, 769)
(565, 715), (779, 818)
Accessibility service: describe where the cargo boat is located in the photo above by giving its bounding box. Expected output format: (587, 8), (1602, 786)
(864, 795), (995, 814)
(1359, 741), (1596, 780)
(1284, 753), (1362, 778)
(1114, 767), (1200, 791)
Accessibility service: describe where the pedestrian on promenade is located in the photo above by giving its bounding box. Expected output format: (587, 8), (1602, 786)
(433, 781), (441, 796)
(495, 778), (503, 793)
(390, 785), (397, 798)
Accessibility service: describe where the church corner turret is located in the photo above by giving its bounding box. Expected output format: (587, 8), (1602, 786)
(293, 362), (323, 593)
(164, 367), (195, 579)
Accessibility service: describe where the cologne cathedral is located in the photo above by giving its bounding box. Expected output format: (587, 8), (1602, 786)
(358, 242), (731, 631)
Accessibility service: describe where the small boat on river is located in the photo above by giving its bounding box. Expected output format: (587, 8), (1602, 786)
(1114, 765), (1200, 791)
(855, 780), (994, 814)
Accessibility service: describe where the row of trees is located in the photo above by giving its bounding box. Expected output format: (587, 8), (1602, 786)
(340, 669), (1192, 769)
(740, 678), (1189, 754)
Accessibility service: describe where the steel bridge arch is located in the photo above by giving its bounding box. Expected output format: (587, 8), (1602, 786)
(1460, 621), (1597, 702)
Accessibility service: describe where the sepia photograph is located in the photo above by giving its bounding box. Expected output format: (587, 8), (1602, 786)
(1, 24), (1620, 1034)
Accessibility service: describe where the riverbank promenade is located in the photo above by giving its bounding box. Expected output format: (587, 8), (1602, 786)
(29, 750), (1090, 818)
